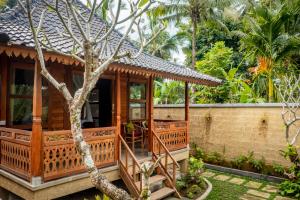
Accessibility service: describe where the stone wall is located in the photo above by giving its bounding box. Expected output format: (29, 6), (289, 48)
(154, 104), (300, 166)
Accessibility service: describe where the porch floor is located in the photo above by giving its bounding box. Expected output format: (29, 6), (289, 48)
(120, 146), (149, 161)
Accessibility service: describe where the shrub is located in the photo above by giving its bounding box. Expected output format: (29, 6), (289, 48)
(205, 152), (224, 165)
(231, 155), (248, 169)
(280, 180), (300, 198)
(176, 157), (207, 199)
(248, 156), (266, 173)
(272, 163), (285, 176)
(278, 144), (300, 198)
(187, 184), (202, 199)
(194, 147), (206, 160)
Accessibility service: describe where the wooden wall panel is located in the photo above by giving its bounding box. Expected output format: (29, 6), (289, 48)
(47, 63), (66, 130)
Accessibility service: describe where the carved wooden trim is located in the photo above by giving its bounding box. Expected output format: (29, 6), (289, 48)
(0, 128), (32, 181)
(153, 121), (187, 152)
(42, 127), (117, 181)
(0, 45), (82, 67)
(0, 45), (219, 86)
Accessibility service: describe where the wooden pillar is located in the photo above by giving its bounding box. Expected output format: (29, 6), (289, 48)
(185, 82), (190, 145)
(147, 76), (154, 152)
(31, 59), (43, 184)
(0, 54), (8, 125)
(115, 71), (121, 160)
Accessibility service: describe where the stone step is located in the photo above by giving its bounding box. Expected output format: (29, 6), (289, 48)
(135, 175), (166, 188)
(151, 187), (175, 200)
(240, 194), (266, 200)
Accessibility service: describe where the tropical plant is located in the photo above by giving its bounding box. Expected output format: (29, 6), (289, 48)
(143, 13), (181, 60)
(176, 157), (206, 199)
(272, 163), (285, 176)
(237, 1), (300, 102)
(152, 0), (242, 68)
(231, 155), (248, 169)
(154, 80), (184, 104)
(196, 41), (233, 79)
(279, 145), (300, 198)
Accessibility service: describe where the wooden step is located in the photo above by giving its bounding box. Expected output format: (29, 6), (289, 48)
(135, 175), (166, 188)
(150, 187), (175, 200)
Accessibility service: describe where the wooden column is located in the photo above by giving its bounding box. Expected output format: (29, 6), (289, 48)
(185, 82), (190, 145)
(115, 71), (121, 160)
(147, 76), (154, 152)
(31, 59), (43, 183)
(0, 54), (8, 125)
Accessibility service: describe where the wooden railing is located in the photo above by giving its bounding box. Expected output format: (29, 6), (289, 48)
(154, 120), (188, 152)
(43, 127), (117, 181)
(0, 127), (32, 181)
(152, 130), (181, 198)
(118, 135), (142, 198)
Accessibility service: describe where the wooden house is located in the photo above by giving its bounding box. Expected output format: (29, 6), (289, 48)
(0, 0), (221, 199)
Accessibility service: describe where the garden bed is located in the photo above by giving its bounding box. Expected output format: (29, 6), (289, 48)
(205, 163), (285, 183)
(176, 157), (213, 199)
(177, 177), (212, 200)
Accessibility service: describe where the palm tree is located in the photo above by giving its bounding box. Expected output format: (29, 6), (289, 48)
(144, 13), (181, 60)
(152, 0), (246, 68)
(238, 1), (300, 102)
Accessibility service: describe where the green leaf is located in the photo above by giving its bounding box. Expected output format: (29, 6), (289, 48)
(138, 0), (149, 8)
(101, 0), (109, 20)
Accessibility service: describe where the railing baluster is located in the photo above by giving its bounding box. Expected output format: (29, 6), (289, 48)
(152, 130), (180, 193)
(165, 153), (168, 170)
(133, 163), (136, 183)
(140, 173), (142, 191)
(125, 149), (128, 169)
(173, 162), (176, 185)
(159, 141), (161, 155)
(118, 135), (142, 197)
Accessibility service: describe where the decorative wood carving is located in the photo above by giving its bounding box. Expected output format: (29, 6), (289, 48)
(153, 121), (187, 152)
(0, 128), (32, 181)
(43, 127), (117, 181)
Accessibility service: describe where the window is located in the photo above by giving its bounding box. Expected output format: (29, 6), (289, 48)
(10, 66), (48, 127)
(10, 67), (34, 125)
(128, 83), (146, 120)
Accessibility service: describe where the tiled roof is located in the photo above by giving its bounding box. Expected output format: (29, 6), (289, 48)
(0, 0), (222, 85)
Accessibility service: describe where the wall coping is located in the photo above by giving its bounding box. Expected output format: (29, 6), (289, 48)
(154, 103), (299, 108)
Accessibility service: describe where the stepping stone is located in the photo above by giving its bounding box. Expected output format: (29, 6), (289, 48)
(247, 189), (270, 199)
(262, 185), (278, 193)
(202, 171), (216, 178)
(245, 181), (263, 189)
(213, 174), (231, 181)
(274, 196), (294, 200)
(229, 177), (246, 185)
(240, 194), (266, 200)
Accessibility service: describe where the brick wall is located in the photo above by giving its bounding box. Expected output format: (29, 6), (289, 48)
(154, 104), (300, 166)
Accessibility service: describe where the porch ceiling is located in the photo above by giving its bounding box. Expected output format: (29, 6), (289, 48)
(0, 0), (222, 86)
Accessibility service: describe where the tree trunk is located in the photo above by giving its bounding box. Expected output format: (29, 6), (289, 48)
(268, 71), (273, 102)
(191, 20), (197, 69)
(69, 107), (132, 200)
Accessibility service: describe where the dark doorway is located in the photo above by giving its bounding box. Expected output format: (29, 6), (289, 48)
(98, 79), (112, 127)
(88, 79), (112, 127)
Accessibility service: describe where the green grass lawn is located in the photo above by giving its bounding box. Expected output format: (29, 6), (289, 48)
(205, 169), (280, 200)
(206, 178), (248, 200)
